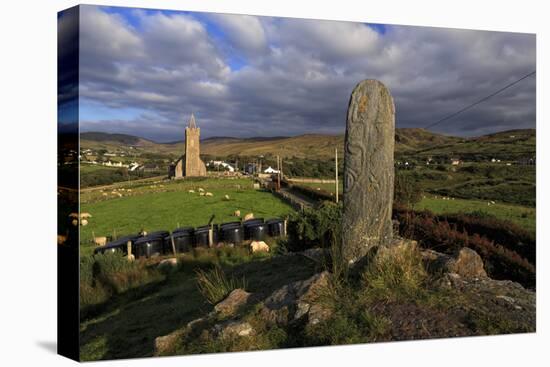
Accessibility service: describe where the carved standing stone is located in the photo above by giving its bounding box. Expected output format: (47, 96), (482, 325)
(342, 80), (395, 264)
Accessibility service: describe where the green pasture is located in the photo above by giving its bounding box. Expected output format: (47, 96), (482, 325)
(415, 196), (535, 235)
(80, 178), (294, 256)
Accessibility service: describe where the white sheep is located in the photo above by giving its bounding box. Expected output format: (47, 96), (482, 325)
(243, 213), (254, 221)
(92, 233), (107, 247)
(250, 241), (270, 253)
(205, 192), (213, 197)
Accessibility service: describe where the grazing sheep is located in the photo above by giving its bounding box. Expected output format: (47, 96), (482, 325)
(102, 193), (108, 196)
(234, 210), (241, 217)
(198, 188), (205, 192)
(250, 241), (269, 253)
(243, 213), (254, 221)
(224, 194), (230, 200)
(71, 219), (79, 227)
(81, 219), (89, 226)
(199, 192), (205, 196)
(81, 212), (92, 219)
(205, 192), (213, 197)
(188, 189), (195, 193)
(93, 236), (107, 247)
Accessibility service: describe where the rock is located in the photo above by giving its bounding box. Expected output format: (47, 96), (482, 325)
(452, 247), (487, 278)
(158, 258), (178, 270)
(422, 247), (487, 278)
(154, 329), (186, 355)
(214, 289), (252, 317)
(250, 241), (270, 253)
(243, 213), (254, 221)
(253, 183), (260, 189)
(212, 320), (255, 339)
(154, 317), (208, 355)
(260, 271), (331, 326)
(342, 80), (395, 264)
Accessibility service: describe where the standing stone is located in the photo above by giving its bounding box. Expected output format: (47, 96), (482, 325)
(342, 80), (395, 264)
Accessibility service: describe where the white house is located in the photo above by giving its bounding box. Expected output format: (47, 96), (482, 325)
(208, 160), (235, 172)
(264, 166), (280, 174)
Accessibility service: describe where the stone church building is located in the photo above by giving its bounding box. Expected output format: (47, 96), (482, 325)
(169, 114), (207, 178)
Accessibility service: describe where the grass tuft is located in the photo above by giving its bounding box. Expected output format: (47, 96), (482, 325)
(195, 266), (247, 305)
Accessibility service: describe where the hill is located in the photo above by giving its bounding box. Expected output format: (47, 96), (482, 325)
(408, 129), (536, 161)
(79, 128), (535, 160)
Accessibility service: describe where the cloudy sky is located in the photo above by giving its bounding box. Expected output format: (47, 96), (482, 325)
(62, 5), (536, 141)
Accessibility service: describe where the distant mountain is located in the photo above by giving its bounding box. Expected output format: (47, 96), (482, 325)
(79, 129), (535, 160)
(80, 132), (151, 145)
(409, 129), (536, 160)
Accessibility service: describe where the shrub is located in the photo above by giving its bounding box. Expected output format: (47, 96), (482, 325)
(195, 266), (247, 304)
(80, 252), (163, 310)
(394, 171), (422, 208)
(286, 202), (342, 251)
(394, 208), (535, 288)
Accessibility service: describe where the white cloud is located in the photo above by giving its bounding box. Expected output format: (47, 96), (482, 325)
(209, 14), (267, 56)
(78, 6), (536, 140)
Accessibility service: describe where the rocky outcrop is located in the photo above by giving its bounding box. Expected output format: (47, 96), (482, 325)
(212, 320), (255, 339)
(422, 247), (487, 278)
(259, 271), (331, 327)
(214, 289), (252, 317)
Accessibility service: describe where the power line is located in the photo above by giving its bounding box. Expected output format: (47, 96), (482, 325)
(424, 70), (536, 130)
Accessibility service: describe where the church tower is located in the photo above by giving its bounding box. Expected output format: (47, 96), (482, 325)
(169, 113), (207, 178)
(184, 113), (204, 176)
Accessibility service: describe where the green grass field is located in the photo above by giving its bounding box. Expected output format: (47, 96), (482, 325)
(80, 177), (294, 256)
(415, 196), (535, 234)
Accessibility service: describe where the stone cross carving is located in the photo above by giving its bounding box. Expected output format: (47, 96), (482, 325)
(342, 80), (395, 264)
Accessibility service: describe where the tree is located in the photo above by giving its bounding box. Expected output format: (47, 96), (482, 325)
(394, 171), (422, 209)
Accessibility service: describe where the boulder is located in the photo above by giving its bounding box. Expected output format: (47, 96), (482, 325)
(422, 247), (487, 278)
(154, 317), (207, 355)
(260, 271), (331, 326)
(214, 289), (252, 317)
(452, 247), (487, 278)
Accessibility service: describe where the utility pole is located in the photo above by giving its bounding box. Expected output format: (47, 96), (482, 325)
(335, 148), (339, 203)
(276, 155), (281, 191)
